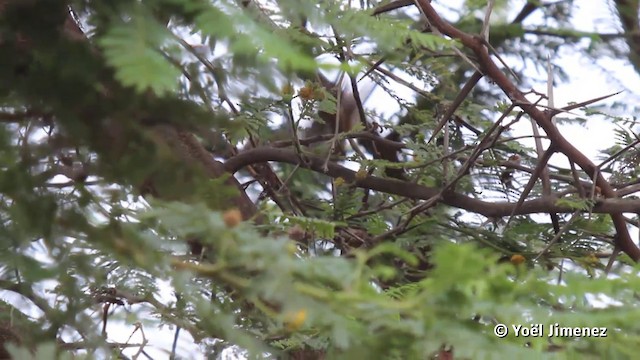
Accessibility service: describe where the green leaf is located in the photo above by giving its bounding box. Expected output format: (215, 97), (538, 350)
(284, 215), (339, 239)
(555, 197), (592, 210)
(99, 13), (180, 95)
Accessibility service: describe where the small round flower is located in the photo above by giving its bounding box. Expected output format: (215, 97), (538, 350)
(285, 242), (299, 255)
(284, 309), (307, 331)
(298, 86), (314, 100)
(288, 225), (306, 242)
(281, 83), (294, 100)
(222, 208), (243, 228)
(510, 254), (526, 265)
(584, 253), (599, 265)
(355, 168), (368, 181)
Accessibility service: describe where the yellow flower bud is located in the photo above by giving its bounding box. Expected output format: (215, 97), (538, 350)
(222, 208), (243, 228)
(285, 242), (298, 255)
(281, 83), (294, 96)
(585, 253), (599, 265)
(298, 86), (314, 100)
(510, 254), (525, 266)
(284, 309), (307, 331)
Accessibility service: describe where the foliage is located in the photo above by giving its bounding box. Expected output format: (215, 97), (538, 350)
(1, 0), (640, 359)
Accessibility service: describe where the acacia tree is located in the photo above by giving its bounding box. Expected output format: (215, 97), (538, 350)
(2, 0), (640, 358)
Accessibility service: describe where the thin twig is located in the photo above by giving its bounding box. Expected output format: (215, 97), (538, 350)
(533, 210), (581, 261)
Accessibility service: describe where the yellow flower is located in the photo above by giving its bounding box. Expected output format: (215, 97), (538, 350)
(285, 242), (299, 255)
(584, 253), (599, 265)
(281, 83), (294, 96)
(284, 309), (307, 331)
(298, 85), (314, 100)
(222, 208), (243, 228)
(510, 254), (525, 266)
(355, 168), (368, 181)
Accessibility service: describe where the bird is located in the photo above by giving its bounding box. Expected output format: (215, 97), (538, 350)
(303, 73), (407, 179)
(500, 154), (521, 188)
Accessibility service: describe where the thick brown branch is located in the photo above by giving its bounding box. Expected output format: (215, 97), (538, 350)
(224, 147), (640, 217)
(372, 0), (414, 16)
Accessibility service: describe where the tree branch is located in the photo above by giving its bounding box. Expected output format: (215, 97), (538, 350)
(224, 147), (640, 218)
